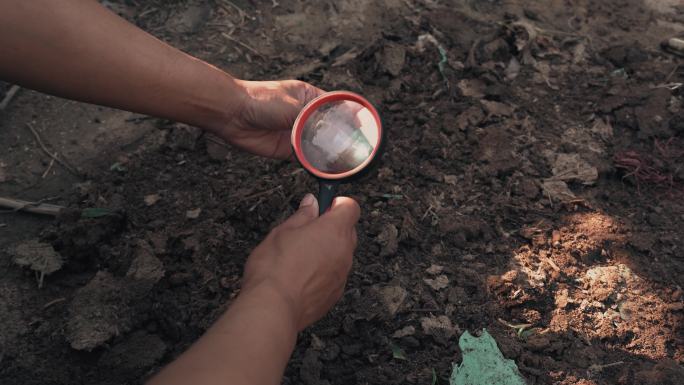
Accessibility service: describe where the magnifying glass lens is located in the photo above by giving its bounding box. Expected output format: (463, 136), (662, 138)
(300, 100), (379, 174)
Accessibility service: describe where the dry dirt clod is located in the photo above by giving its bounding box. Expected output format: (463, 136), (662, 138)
(420, 315), (458, 345)
(377, 285), (407, 317)
(376, 223), (399, 257)
(454, 106), (485, 131)
(380, 43), (406, 77)
(98, 331), (167, 372)
(480, 100), (514, 117)
(458, 79), (486, 98)
(126, 242), (164, 285)
(66, 272), (134, 351)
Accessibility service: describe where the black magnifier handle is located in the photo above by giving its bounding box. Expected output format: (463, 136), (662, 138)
(317, 180), (339, 215)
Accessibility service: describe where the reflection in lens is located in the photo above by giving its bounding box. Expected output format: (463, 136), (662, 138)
(300, 100), (379, 174)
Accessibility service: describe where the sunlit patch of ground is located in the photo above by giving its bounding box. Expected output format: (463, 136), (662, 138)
(489, 211), (682, 362)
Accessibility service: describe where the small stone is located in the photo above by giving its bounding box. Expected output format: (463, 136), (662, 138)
(144, 194), (160, 206)
(186, 208), (202, 219)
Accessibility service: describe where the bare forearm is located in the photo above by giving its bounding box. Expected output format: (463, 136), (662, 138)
(148, 282), (298, 385)
(0, 0), (242, 132)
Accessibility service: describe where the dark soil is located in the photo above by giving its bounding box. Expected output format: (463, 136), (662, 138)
(1, 1), (683, 385)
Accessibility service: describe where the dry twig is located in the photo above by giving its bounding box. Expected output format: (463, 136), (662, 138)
(26, 123), (80, 177)
(221, 32), (262, 58)
(0, 85), (21, 110)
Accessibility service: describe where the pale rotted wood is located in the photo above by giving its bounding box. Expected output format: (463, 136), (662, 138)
(0, 196), (64, 216)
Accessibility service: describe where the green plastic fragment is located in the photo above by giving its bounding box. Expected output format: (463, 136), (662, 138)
(450, 329), (526, 385)
(390, 342), (407, 361)
(81, 208), (118, 218)
(109, 162), (127, 172)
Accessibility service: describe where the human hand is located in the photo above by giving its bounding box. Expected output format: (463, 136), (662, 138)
(241, 194), (360, 331)
(214, 80), (325, 159)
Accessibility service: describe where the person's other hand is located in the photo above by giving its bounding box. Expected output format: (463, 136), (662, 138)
(241, 194), (360, 331)
(216, 80), (324, 159)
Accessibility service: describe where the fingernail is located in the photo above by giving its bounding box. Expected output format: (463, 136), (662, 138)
(299, 193), (315, 208)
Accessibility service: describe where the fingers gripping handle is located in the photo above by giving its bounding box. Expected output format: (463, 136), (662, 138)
(317, 181), (339, 215)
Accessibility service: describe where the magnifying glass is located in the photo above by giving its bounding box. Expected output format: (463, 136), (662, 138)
(292, 91), (383, 215)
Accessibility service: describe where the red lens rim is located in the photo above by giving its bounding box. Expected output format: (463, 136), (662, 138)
(291, 91), (383, 180)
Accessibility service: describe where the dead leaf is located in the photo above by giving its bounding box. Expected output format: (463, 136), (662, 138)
(551, 153), (598, 185)
(332, 48), (360, 67)
(282, 59), (323, 78)
(424, 275), (450, 291)
(13, 240), (63, 275)
(591, 118), (614, 141)
(426, 264), (445, 275)
(541, 180), (576, 203)
(481, 100), (514, 117)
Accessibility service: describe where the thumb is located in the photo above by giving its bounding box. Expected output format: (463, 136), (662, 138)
(322, 197), (361, 229)
(282, 193), (319, 228)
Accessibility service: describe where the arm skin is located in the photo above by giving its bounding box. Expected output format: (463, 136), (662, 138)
(148, 195), (360, 385)
(0, 0), (323, 159)
(153, 282), (300, 385)
(0, 2), (355, 384)
(0, 0), (241, 133)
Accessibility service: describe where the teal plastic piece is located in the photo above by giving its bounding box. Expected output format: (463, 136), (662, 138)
(450, 329), (527, 385)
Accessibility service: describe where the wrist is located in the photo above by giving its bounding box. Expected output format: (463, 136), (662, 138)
(240, 278), (302, 333)
(192, 67), (249, 136)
